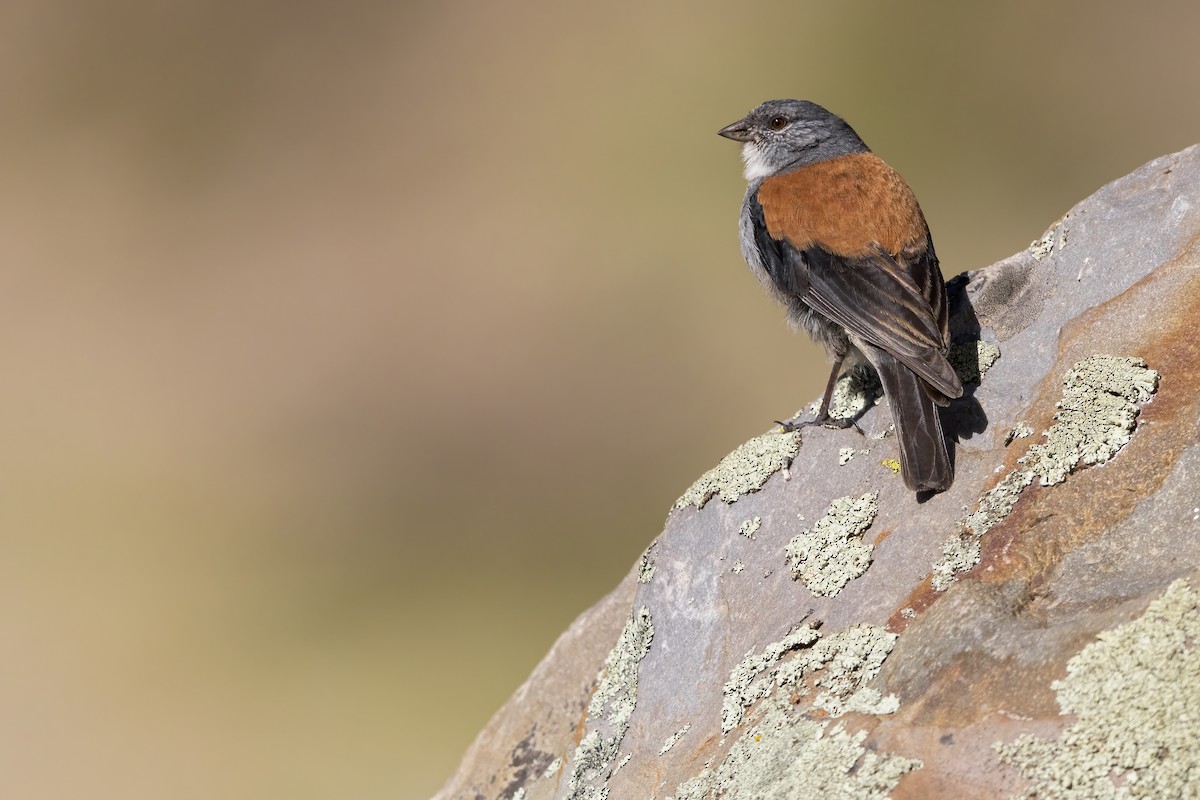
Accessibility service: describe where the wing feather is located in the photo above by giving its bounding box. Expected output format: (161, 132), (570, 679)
(801, 243), (961, 398)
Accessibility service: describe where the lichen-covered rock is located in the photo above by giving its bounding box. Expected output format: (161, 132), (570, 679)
(435, 146), (1200, 800)
(564, 607), (653, 800)
(931, 355), (1159, 591)
(675, 431), (802, 510)
(996, 578), (1200, 799)
(785, 493), (879, 597)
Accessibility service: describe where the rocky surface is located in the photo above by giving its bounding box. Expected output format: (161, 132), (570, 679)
(434, 145), (1200, 799)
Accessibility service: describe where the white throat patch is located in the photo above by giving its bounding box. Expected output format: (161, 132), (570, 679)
(741, 142), (773, 181)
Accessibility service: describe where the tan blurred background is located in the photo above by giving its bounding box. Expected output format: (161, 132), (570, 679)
(1, 1), (1197, 797)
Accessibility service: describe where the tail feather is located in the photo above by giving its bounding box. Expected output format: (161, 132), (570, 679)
(864, 345), (953, 492)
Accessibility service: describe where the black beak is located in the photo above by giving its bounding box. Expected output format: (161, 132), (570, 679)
(717, 118), (754, 143)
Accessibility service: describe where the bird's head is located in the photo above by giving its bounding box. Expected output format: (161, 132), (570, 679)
(718, 99), (869, 182)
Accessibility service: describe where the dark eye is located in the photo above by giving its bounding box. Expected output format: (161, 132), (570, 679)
(769, 116), (788, 131)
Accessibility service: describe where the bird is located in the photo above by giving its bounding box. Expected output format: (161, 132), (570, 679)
(717, 99), (963, 493)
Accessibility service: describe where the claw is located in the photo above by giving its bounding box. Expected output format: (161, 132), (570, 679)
(776, 415), (863, 434)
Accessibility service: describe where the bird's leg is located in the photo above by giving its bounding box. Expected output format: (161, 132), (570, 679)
(776, 357), (858, 432)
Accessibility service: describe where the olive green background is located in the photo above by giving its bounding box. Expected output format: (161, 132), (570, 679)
(3, 2), (1198, 798)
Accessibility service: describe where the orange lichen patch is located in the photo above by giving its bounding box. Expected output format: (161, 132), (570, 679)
(881, 719), (1045, 800)
(893, 649), (1063, 729)
(757, 153), (927, 257)
(887, 576), (938, 634)
(967, 483), (1052, 586)
(872, 528), (896, 546)
(572, 690), (591, 746)
(889, 760), (992, 800)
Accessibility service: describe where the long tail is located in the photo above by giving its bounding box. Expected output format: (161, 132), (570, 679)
(864, 345), (953, 493)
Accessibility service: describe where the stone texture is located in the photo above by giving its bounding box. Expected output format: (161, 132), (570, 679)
(434, 145), (1200, 800)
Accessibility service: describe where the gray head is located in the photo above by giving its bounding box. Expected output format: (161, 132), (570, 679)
(718, 100), (869, 181)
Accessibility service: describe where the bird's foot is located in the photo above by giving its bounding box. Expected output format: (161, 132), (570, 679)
(775, 414), (861, 434)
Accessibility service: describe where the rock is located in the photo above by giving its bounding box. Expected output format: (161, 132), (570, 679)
(434, 146), (1200, 800)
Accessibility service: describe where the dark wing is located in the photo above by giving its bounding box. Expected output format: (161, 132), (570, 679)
(744, 194), (960, 400)
(746, 193), (807, 296)
(801, 241), (962, 399)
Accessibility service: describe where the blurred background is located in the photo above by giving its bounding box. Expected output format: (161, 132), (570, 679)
(1, 1), (1197, 797)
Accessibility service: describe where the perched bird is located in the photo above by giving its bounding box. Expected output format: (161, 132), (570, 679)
(718, 99), (963, 493)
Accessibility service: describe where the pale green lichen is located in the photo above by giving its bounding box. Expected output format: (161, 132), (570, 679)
(659, 723), (692, 756)
(996, 578), (1200, 798)
(932, 532), (986, 592)
(739, 517), (761, 539)
(732, 560), (745, 574)
(949, 340), (1002, 385)
(587, 607), (653, 725)
(931, 355), (1158, 591)
(838, 447), (856, 466)
(1029, 217), (1069, 261)
(675, 432), (802, 510)
(722, 623), (900, 734)
(565, 606), (654, 800)
(1005, 422), (1035, 445)
(543, 756), (562, 778)
(786, 624), (900, 717)
(810, 367), (882, 421)
(638, 544), (657, 584)
(723, 625), (821, 733)
(814, 687), (900, 717)
(786, 493), (879, 597)
(671, 696), (919, 800)
(963, 469), (1034, 535)
(681, 624), (915, 799)
(1021, 356), (1159, 486)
